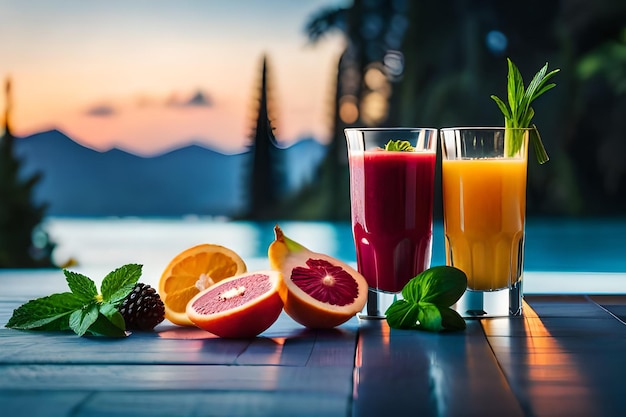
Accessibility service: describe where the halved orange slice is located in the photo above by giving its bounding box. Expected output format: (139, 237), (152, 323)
(159, 244), (247, 326)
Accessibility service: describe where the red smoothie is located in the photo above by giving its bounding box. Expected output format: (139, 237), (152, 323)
(350, 150), (436, 293)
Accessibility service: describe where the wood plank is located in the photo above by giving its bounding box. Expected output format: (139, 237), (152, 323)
(0, 364), (353, 393)
(0, 327), (252, 365)
(0, 391), (90, 417)
(352, 319), (524, 417)
(0, 390), (350, 417)
(590, 294), (626, 323)
(487, 295), (626, 417)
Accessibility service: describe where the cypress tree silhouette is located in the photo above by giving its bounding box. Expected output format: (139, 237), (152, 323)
(245, 55), (284, 219)
(0, 77), (55, 268)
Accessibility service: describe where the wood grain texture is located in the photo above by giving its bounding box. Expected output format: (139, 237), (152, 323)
(3, 272), (626, 416)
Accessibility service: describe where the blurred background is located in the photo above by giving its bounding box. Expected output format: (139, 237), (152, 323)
(1, 0), (626, 269)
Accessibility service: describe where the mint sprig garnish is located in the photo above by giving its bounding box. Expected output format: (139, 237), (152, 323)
(384, 140), (414, 152)
(490, 58), (559, 164)
(6, 264), (143, 337)
(385, 266), (467, 332)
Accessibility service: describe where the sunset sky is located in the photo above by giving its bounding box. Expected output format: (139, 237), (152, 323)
(0, 0), (348, 155)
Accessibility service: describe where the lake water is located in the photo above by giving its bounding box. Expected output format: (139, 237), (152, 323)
(42, 217), (626, 294)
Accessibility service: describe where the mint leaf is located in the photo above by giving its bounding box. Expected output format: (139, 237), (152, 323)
(6, 265), (142, 338)
(69, 303), (99, 336)
(6, 292), (85, 330)
(100, 264), (142, 305)
(384, 140), (414, 152)
(385, 300), (420, 329)
(86, 313), (129, 337)
(64, 269), (98, 302)
(35, 316), (72, 332)
(99, 302), (126, 331)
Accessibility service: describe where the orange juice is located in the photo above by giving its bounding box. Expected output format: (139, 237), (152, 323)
(442, 157), (527, 290)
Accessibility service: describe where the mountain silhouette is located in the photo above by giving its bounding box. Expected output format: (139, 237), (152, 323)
(13, 129), (326, 217)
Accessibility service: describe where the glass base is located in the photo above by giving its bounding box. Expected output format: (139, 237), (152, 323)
(454, 281), (523, 318)
(358, 288), (398, 320)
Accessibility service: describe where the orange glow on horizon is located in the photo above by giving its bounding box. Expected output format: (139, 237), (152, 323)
(1, 2), (347, 154)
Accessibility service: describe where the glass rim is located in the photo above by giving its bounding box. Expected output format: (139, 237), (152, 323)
(440, 126), (534, 132)
(344, 127), (438, 133)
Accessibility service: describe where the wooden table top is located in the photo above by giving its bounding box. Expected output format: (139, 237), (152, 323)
(2, 270), (626, 417)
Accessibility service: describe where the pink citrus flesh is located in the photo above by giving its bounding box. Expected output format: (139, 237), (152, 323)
(186, 270), (284, 338)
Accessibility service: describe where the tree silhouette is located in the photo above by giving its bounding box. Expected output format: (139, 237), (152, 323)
(0, 77), (55, 268)
(301, 0), (626, 218)
(244, 55), (284, 219)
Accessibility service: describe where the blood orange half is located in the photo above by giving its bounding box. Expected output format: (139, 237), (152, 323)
(268, 225), (368, 329)
(186, 270), (283, 338)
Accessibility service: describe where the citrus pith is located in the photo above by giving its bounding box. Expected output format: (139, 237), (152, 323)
(268, 225), (368, 328)
(186, 270), (283, 338)
(159, 244), (246, 326)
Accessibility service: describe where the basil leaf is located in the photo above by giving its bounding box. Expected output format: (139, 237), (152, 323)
(417, 304), (466, 332)
(6, 292), (85, 330)
(401, 274), (423, 303)
(100, 264), (142, 305)
(64, 269), (98, 302)
(69, 303), (99, 336)
(86, 313), (129, 338)
(416, 302), (444, 332)
(418, 266), (467, 307)
(385, 299), (420, 330)
(439, 306), (466, 331)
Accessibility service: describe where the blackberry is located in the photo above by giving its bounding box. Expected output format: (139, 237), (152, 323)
(118, 283), (165, 330)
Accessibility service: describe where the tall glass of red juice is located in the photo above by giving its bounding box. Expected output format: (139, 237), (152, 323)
(344, 128), (438, 318)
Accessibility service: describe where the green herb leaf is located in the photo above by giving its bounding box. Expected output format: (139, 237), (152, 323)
(439, 306), (466, 331)
(6, 264), (143, 338)
(491, 58), (559, 163)
(530, 124), (549, 164)
(384, 140), (414, 152)
(69, 303), (99, 336)
(99, 302), (126, 331)
(385, 300), (420, 329)
(6, 292), (85, 330)
(100, 263), (142, 305)
(400, 274), (423, 303)
(416, 302), (444, 332)
(415, 304), (466, 332)
(401, 266), (466, 306)
(386, 266), (467, 333)
(85, 313), (129, 337)
(64, 269), (98, 302)
(418, 266), (467, 306)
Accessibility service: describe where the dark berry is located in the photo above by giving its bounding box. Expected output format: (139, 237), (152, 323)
(118, 283), (165, 330)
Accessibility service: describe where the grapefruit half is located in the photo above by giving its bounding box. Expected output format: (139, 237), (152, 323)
(186, 270), (283, 338)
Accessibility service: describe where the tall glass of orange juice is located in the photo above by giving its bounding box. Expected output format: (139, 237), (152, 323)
(441, 127), (530, 317)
